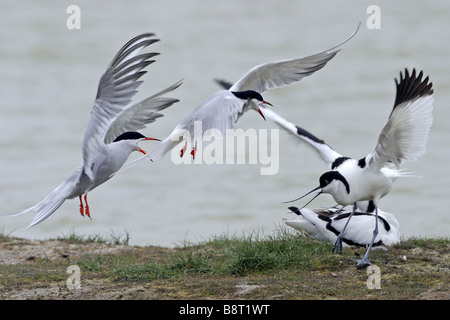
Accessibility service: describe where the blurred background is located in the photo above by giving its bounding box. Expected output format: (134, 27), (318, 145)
(0, 0), (448, 246)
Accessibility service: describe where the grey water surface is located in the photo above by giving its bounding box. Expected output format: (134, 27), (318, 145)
(0, 0), (448, 246)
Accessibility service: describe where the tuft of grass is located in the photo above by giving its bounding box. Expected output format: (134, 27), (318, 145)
(394, 236), (450, 250)
(114, 261), (173, 281)
(1, 230), (448, 299)
(110, 229), (450, 286)
(54, 228), (130, 245)
(112, 227), (339, 281)
(0, 228), (13, 243)
(224, 228), (333, 275)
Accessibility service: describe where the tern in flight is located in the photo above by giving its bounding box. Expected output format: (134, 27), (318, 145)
(9, 33), (182, 228)
(145, 24), (360, 161)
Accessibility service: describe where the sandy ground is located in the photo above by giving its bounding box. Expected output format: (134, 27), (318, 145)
(1, 237), (449, 300)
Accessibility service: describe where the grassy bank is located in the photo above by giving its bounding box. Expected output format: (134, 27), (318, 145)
(0, 228), (448, 300)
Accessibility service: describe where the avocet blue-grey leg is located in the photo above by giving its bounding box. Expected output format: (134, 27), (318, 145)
(356, 206), (380, 268)
(246, 69), (432, 270)
(333, 202), (357, 254)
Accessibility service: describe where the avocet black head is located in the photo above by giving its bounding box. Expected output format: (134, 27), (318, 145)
(113, 131), (160, 155)
(319, 171), (350, 194)
(231, 90), (273, 120)
(275, 67), (434, 268)
(283, 171), (350, 208)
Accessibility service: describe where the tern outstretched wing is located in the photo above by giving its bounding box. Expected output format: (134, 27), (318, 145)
(82, 33), (181, 179)
(227, 23), (360, 93)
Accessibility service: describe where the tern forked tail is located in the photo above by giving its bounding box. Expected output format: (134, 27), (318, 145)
(8, 168), (83, 228)
(5, 32), (182, 229)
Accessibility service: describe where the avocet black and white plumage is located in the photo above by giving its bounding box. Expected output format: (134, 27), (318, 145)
(285, 201), (400, 247)
(8, 33), (182, 228)
(146, 24), (360, 161)
(263, 68), (434, 267)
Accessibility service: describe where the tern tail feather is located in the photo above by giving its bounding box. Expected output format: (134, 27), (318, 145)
(8, 168), (83, 228)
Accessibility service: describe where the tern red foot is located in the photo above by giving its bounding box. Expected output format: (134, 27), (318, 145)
(79, 195), (84, 216)
(84, 194), (91, 218)
(191, 141), (197, 159)
(78, 195), (91, 218)
(180, 141), (187, 157)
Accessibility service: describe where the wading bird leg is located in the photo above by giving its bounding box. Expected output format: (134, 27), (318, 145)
(356, 205), (379, 269)
(180, 141), (187, 157)
(333, 202), (357, 254)
(79, 195), (84, 216)
(191, 141), (197, 159)
(84, 194), (91, 218)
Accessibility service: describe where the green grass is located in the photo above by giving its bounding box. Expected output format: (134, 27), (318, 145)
(223, 229), (333, 275)
(1, 228), (448, 299)
(53, 228), (131, 245)
(53, 228), (449, 284)
(394, 237), (450, 250)
(110, 227), (362, 281)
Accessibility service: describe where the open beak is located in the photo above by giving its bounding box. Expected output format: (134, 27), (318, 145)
(144, 137), (161, 142)
(283, 185), (322, 208)
(258, 108), (266, 121)
(258, 101), (273, 121)
(138, 137), (161, 155)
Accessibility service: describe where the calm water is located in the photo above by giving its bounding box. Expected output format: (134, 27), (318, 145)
(0, 1), (449, 246)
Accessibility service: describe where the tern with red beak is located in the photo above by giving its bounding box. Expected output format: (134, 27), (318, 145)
(9, 33), (181, 228)
(147, 24), (360, 161)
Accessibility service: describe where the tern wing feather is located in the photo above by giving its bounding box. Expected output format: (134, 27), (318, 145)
(175, 90), (245, 138)
(82, 33), (163, 179)
(104, 80), (182, 144)
(229, 23), (360, 93)
(146, 91), (244, 162)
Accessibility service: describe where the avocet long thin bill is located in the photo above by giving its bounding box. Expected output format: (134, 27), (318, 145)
(283, 186), (321, 204)
(262, 68), (434, 268)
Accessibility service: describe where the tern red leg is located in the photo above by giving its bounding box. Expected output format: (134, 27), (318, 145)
(191, 141), (197, 159)
(84, 194), (91, 218)
(180, 141), (187, 157)
(79, 195), (84, 216)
